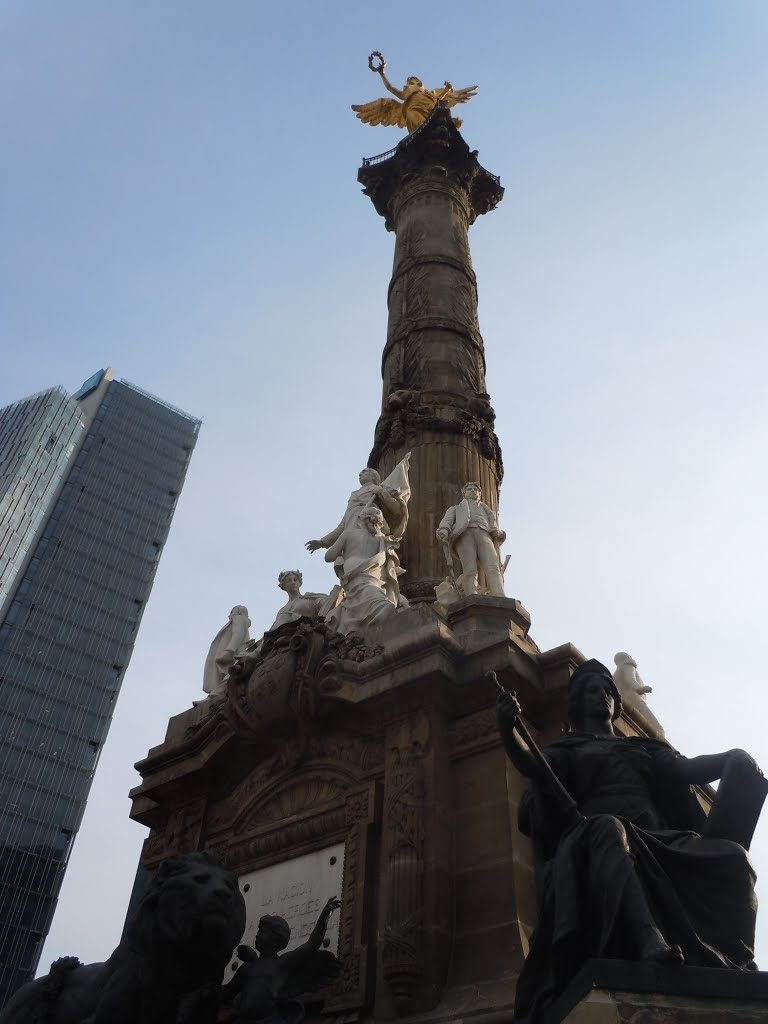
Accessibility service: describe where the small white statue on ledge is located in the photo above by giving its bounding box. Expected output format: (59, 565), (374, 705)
(436, 482), (506, 597)
(613, 652), (653, 702)
(267, 570), (338, 631)
(203, 605), (251, 696)
(325, 505), (407, 636)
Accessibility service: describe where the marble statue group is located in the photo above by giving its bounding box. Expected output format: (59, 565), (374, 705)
(202, 455), (513, 692)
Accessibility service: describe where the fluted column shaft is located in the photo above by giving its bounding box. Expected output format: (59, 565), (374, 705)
(359, 106), (504, 599)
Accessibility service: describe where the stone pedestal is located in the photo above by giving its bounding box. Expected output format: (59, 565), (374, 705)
(550, 961), (768, 1023)
(129, 604), (583, 1022)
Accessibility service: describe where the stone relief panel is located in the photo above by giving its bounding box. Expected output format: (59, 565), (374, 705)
(381, 714), (431, 1013)
(142, 794), (207, 870)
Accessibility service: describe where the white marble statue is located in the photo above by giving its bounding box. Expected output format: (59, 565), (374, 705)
(436, 482), (506, 597)
(267, 570), (338, 631)
(324, 505), (407, 636)
(613, 652), (653, 701)
(306, 456), (411, 578)
(203, 605), (251, 696)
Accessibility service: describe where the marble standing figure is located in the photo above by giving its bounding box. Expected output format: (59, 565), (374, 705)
(305, 456), (411, 578)
(496, 659), (766, 1024)
(613, 651), (652, 700)
(203, 605), (251, 696)
(324, 506), (407, 635)
(436, 482), (506, 596)
(221, 897), (341, 1024)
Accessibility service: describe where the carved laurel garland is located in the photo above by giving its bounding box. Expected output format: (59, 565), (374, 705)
(369, 405), (503, 473)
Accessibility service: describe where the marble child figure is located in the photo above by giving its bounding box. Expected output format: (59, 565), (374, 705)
(436, 482), (506, 597)
(221, 896), (341, 1024)
(497, 659), (765, 1024)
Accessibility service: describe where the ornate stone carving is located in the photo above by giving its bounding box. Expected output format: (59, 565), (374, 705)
(226, 618), (381, 756)
(448, 706), (497, 753)
(306, 730), (385, 771)
(369, 402), (502, 475)
(142, 795), (207, 870)
(326, 787), (379, 1014)
(358, 104), (503, 230)
(381, 716), (430, 1013)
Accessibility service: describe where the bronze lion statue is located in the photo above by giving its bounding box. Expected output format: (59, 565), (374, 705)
(0, 851), (246, 1024)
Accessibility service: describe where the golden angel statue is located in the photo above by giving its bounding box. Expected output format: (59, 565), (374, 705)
(352, 51), (477, 133)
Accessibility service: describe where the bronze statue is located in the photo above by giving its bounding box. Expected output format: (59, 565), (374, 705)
(352, 51), (476, 133)
(0, 852), (246, 1024)
(220, 897), (341, 1024)
(494, 661), (766, 1023)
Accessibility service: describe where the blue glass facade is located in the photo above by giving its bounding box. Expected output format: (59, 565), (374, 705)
(0, 373), (200, 1005)
(0, 389), (84, 616)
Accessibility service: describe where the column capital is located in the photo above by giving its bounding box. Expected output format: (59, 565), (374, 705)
(357, 103), (504, 231)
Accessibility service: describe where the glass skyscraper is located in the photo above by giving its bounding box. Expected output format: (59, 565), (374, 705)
(0, 369), (200, 1006)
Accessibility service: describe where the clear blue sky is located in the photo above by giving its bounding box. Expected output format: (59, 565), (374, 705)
(3, 0), (768, 968)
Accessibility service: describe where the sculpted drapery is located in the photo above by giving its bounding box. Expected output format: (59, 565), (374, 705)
(497, 659), (764, 1023)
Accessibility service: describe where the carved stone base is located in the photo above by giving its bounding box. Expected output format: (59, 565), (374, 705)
(550, 961), (768, 1023)
(131, 610), (598, 1022)
(442, 595), (536, 652)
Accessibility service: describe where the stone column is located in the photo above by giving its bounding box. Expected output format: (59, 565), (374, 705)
(359, 104), (505, 600)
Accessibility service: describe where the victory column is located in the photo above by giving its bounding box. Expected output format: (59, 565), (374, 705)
(10, 53), (768, 1024)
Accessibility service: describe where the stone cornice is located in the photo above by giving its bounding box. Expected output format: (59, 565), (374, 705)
(358, 103), (503, 230)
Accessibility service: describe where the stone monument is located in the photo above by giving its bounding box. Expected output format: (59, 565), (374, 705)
(127, 53), (768, 1024)
(496, 661), (766, 1022)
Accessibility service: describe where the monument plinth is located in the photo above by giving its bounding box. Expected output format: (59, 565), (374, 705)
(360, 104), (504, 600)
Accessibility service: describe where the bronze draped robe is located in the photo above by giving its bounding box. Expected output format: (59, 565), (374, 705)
(514, 734), (758, 1023)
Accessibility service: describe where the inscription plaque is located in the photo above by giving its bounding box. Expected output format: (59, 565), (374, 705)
(234, 843), (345, 961)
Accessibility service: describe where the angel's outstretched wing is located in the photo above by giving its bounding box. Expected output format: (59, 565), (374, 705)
(279, 946), (341, 998)
(351, 97), (406, 128)
(440, 84), (478, 108)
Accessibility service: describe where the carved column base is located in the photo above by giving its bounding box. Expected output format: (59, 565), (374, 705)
(383, 968), (423, 1015)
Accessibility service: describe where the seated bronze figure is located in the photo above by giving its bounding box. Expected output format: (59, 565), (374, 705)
(496, 659), (765, 1023)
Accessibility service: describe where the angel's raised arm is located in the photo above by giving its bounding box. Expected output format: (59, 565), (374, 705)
(377, 68), (404, 100)
(305, 896), (341, 951)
